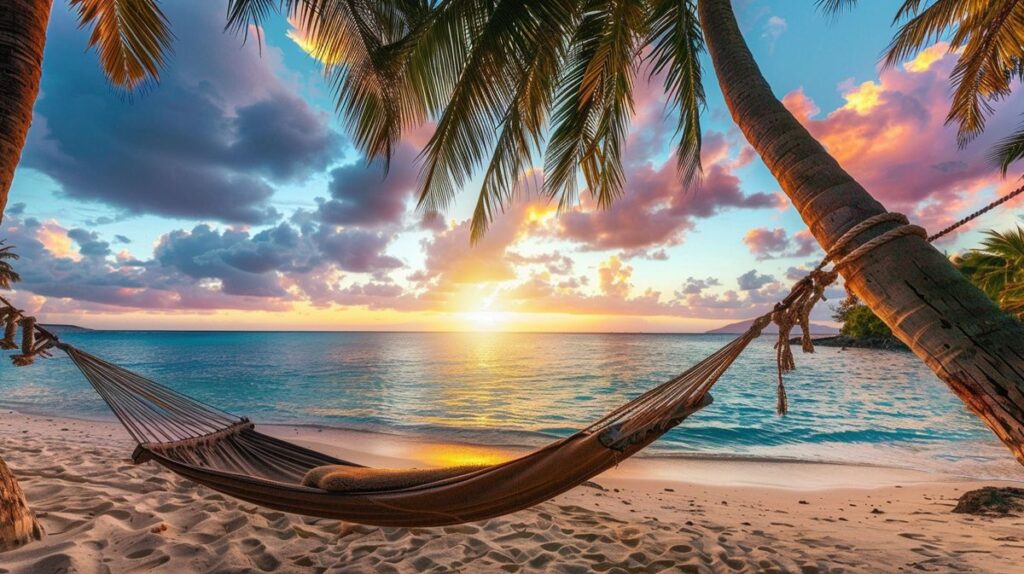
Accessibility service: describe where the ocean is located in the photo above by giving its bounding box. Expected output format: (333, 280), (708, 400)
(1, 330), (1020, 480)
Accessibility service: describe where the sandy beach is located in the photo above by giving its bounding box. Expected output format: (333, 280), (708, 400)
(2, 410), (1023, 573)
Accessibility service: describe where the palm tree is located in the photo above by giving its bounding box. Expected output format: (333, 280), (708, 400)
(957, 227), (1024, 318)
(221, 0), (1024, 464)
(0, 242), (41, 551)
(0, 0), (169, 549)
(0, 0), (171, 223)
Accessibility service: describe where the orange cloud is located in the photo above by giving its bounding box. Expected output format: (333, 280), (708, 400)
(35, 220), (78, 260)
(783, 44), (1024, 241)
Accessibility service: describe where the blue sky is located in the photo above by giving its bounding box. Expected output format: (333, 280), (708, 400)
(3, 0), (1021, 331)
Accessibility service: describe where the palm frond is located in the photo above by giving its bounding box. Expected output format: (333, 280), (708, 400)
(815, 0), (859, 16)
(544, 0), (645, 211)
(945, 0), (1024, 145)
(884, 0), (1024, 146)
(224, 0), (277, 45)
(991, 121), (1024, 175)
(71, 0), (174, 90)
(226, 1), (428, 167)
(418, 0), (578, 214)
(0, 241), (21, 290)
(543, 4), (610, 211)
(580, 0), (645, 208)
(646, 0), (705, 187)
(883, 0), (966, 68)
(959, 226), (1024, 317)
(470, 4), (578, 242)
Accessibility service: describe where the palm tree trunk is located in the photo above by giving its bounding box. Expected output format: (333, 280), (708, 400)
(697, 0), (1024, 465)
(0, 0), (52, 223)
(0, 0), (51, 551)
(0, 457), (43, 551)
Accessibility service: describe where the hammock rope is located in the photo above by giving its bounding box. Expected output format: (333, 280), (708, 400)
(0, 187), (1017, 526)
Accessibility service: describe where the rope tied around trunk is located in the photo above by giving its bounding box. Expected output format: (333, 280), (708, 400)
(764, 210), (928, 415)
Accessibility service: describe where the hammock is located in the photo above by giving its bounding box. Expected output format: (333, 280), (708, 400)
(0, 202), (1006, 526)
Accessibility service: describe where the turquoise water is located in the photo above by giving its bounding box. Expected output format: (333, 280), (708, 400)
(1, 331), (1020, 479)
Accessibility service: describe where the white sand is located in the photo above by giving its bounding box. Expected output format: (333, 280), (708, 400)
(2, 410), (1024, 573)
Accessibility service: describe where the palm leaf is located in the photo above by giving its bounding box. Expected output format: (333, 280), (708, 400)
(0, 242), (20, 290)
(71, 0), (174, 90)
(991, 122), (1024, 175)
(543, 3), (610, 211)
(646, 0), (705, 187)
(815, 0), (860, 16)
(544, 0), (646, 211)
(417, 0), (578, 213)
(884, 0), (1024, 146)
(470, 3), (578, 242)
(582, 0), (646, 208)
(226, 0), (428, 166)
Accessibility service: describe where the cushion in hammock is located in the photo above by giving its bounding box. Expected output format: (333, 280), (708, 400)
(302, 465), (489, 493)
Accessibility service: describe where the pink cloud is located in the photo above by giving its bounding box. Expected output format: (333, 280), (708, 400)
(550, 74), (783, 252)
(783, 46), (1024, 242)
(743, 227), (821, 260)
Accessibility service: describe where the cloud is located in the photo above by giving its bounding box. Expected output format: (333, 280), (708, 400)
(316, 147), (418, 228)
(1, 207), (407, 312)
(542, 72), (781, 252)
(737, 269), (776, 291)
(762, 16), (787, 51)
(782, 43), (1024, 241)
(597, 256), (633, 298)
(312, 227), (403, 273)
(676, 276), (721, 295)
(555, 131), (781, 251)
(67, 228), (111, 259)
(743, 227), (820, 260)
(21, 2), (342, 224)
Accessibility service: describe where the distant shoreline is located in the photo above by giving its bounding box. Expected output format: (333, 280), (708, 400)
(803, 335), (909, 351)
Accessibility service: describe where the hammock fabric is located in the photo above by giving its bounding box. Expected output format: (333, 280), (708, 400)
(51, 328), (756, 527)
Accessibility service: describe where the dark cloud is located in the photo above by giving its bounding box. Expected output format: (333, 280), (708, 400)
(316, 144), (419, 227)
(313, 227), (403, 273)
(67, 228), (111, 259)
(21, 1), (342, 224)
(737, 269), (776, 291)
(676, 276), (721, 296)
(1, 210), (404, 310)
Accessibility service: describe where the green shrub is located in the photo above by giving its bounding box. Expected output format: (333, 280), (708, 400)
(833, 299), (893, 340)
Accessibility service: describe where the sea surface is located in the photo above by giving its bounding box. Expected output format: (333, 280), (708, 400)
(1, 331), (1020, 479)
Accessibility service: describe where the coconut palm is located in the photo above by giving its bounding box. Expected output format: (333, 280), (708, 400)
(957, 227), (1024, 318)
(0, 0), (170, 549)
(0, 242), (39, 551)
(220, 0), (1024, 464)
(0, 0), (172, 223)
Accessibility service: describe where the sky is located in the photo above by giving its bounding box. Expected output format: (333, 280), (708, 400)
(3, 0), (1022, 332)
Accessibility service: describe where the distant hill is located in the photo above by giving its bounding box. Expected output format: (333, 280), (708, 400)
(706, 318), (840, 335)
(40, 324), (93, 333)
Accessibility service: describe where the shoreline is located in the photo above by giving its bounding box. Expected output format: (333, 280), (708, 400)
(3, 409), (1024, 572)
(4, 405), (1020, 486)
(3, 407), (1018, 488)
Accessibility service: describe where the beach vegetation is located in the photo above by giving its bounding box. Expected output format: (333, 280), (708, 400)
(0, 240), (20, 289)
(954, 226), (1024, 319)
